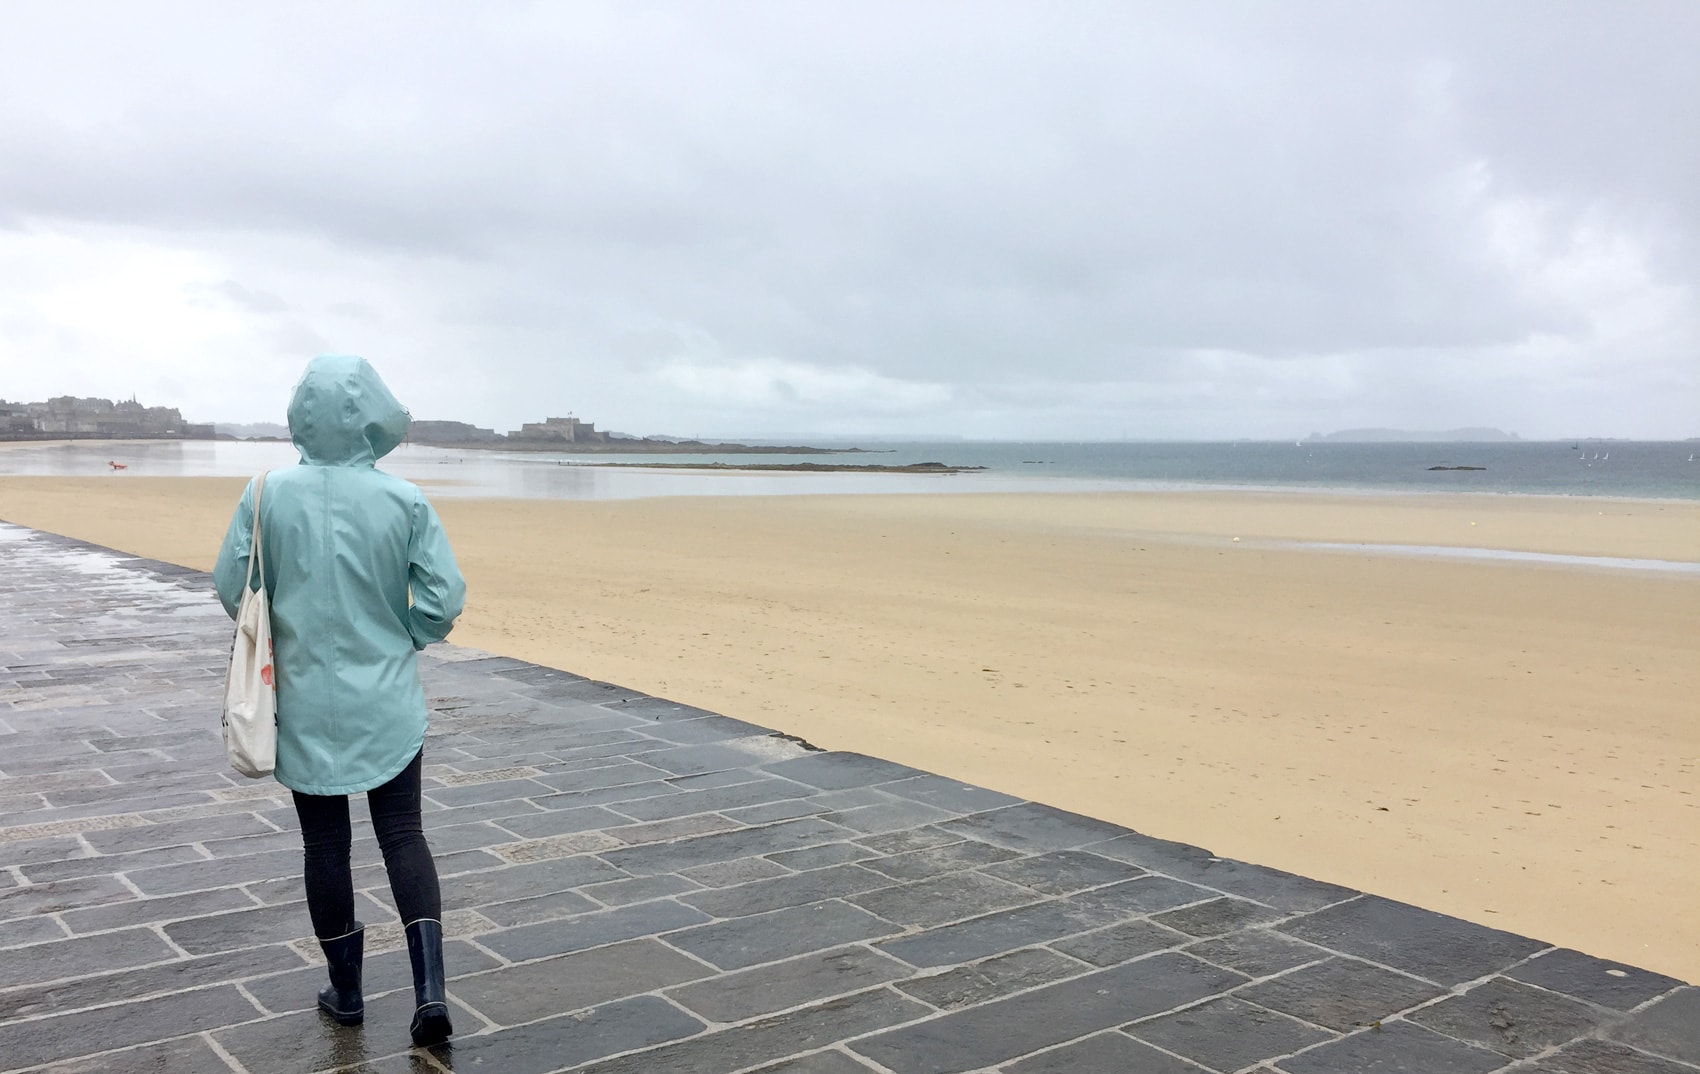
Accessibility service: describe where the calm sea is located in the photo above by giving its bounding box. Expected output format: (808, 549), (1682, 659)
(2, 438), (1697, 501)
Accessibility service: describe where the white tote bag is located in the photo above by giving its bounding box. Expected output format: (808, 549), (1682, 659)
(223, 471), (277, 778)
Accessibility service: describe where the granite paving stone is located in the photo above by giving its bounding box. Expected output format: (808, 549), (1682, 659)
(1071, 874), (1218, 916)
(163, 901), (316, 953)
(448, 937), (710, 1025)
(213, 988), (479, 1074)
(0, 944), (303, 1022)
(891, 947), (1084, 1010)
(127, 846), (303, 895)
(1129, 996), (1337, 1072)
(629, 742), (773, 777)
(436, 854), (630, 909)
(408, 820), (519, 854)
(935, 801), (1133, 853)
(1003, 1032), (1212, 1073)
(1604, 988), (1700, 1066)
(490, 803), (632, 838)
(62, 886), (257, 933)
(821, 799), (961, 835)
(878, 774), (1026, 814)
(572, 989), (933, 1074)
(1521, 1039), (1700, 1074)
(0, 873), (135, 918)
(877, 894), (1154, 968)
(1409, 976), (1606, 1059)
(606, 696), (719, 721)
(529, 761), (674, 795)
(681, 855), (793, 887)
(1153, 894), (1288, 937)
(857, 838), (1020, 881)
(1182, 926), (1336, 979)
(421, 995), (705, 1074)
(0, 521), (1690, 1074)
(682, 862), (894, 918)
(666, 899), (903, 970)
(3, 984), (262, 1071)
(24, 842), (208, 885)
(725, 797), (834, 825)
(762, 752), (932, 790)
(1049, 918), (1193, 967)
(421, 798), (548, 828)
(1506, 947), (1687, 1012)
(426, 777), (555, 808)
(1279, 895), (1550, 987)
(630, 713), (773, 745)
(480, 898), (712, 962)
(596, 816), (848, 875)
(850, 870), (1041, 929)
(851, 953), (1246, 1074)
(475, 886), (603, 926)
(0, 913), (66, 948)
(856, 826), (963, 855)
(604, 776), (816, 822)
(747, 1052), (884, 1074)
(0, 834), (85, 867)
(577, 872), (700, 908)
(200, 829), (308, 859)
(669, 768), (778, 792)
(767, 841), (879, 870)
(1238, 955), (1447, 1032)
(0, 926), (177, 988)
(1273, 1019), (1513, 1074)
(606, 812), (741, 845)
(1092, 831), (1361, 912)
(667, 945), (913, 1022)
(980, 847), (1145, 895)
(26, 1034), (240, 1074)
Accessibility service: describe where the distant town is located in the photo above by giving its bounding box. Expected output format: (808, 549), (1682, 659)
(0, 396), (840, 455)
(0, 396), (215, 440)
(404, 415), (847, 455)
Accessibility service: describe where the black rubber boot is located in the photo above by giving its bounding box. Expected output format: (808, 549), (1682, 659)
(316, 924), (365, 1026)
(405, 918), (452, 1047)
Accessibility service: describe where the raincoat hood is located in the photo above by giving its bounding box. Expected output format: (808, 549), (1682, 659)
(288, 354), (410, 466)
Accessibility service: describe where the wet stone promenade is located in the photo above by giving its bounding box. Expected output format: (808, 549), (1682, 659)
(0, 520), (1696, 1074)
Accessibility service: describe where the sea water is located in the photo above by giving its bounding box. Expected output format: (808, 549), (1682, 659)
(1, 438), (1696, 501)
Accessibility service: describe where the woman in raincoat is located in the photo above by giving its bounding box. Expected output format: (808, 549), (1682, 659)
(215, 355), (466, 1047)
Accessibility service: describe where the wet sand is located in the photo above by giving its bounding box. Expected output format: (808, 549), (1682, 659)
(1, 476), (1696, 981)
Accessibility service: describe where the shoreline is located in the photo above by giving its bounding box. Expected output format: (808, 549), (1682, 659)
(1, 476), (1695, 981)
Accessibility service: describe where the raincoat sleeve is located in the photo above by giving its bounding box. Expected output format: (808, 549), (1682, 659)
(212, 479), (258, 620)
(406, 492), (466, 649)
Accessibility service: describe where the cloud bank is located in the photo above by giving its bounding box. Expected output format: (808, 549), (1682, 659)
(1, 2), (1695, 438)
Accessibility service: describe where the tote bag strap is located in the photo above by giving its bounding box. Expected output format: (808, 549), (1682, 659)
(244, 471), (268, 595)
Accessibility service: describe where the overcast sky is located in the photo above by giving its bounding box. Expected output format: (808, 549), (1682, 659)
(2, 2), (1696, 440)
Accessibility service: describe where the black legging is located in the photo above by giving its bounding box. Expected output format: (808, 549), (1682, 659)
(292, 750), (442, 937)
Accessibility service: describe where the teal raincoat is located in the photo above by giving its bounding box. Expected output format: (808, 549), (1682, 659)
(214, 356), (466, 795)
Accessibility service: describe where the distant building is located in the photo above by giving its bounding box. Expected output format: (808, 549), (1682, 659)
(0, 395), (214, 440)
(509, 415), (606, 443)
(410, 420), (504, 445)
(0, 400), (35, 436)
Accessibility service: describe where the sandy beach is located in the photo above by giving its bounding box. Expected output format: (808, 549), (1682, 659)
(1, 475), (1696, 982)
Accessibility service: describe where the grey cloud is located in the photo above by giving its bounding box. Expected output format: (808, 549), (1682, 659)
(0, 2), (1694, 437)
